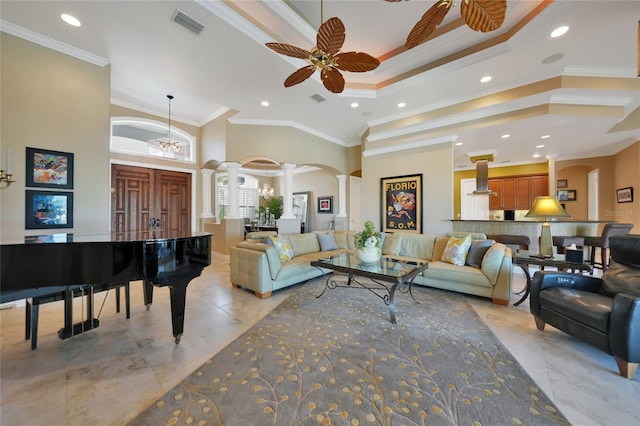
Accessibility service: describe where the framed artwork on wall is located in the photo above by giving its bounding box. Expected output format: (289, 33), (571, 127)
(557, 189), (577, 201)
(556, 179), (568, 188)
(317, 196), (333, 213)
(616, 187), (633, 203)
(25, 147), (74, 189)
(25, 190), (74, 229)
(381, 174), (422, 233)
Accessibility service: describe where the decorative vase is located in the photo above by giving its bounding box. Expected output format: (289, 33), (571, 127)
(356, 247), (382, 263)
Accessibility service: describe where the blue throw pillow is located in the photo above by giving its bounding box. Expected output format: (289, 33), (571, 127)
(317, 233), (339, 251)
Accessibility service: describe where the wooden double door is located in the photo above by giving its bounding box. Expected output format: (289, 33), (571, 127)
(111, 164), (191, 237)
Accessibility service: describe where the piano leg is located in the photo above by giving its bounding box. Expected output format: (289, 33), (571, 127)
(143, 280), (154, 311)
(167, 279), (190, 344)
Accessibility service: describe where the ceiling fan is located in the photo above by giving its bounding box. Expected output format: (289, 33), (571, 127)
(265, 3), (380, 94)
(387, 0), (507, 49)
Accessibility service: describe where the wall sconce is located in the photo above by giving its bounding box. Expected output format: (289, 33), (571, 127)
(0, 147), (15, 189)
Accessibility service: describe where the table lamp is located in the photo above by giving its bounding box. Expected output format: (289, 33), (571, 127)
(525, 196), (570, 257)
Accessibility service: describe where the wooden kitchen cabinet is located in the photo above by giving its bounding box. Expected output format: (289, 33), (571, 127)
(488, 175), (548, 210)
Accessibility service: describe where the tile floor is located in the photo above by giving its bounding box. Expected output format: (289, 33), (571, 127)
(1, 252), (639, 425)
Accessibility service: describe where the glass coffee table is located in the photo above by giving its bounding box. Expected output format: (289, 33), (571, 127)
(512, 250), (592, 306)
(311, 253), (428, 323)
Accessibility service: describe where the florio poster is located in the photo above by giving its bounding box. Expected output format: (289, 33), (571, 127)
(381, 174), (422, 233)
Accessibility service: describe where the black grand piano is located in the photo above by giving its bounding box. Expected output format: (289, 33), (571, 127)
(0, 231), (211, 346)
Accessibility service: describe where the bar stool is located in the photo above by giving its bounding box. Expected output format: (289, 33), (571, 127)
(552, 236), (584, 254)
(496, 235), (530, 251)
(583, 223), (634, 274)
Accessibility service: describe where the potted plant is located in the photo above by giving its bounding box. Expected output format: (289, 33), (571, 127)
(353, 220), (383, 263)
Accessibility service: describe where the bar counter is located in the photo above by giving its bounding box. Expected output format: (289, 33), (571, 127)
(452, 220), (613, 253)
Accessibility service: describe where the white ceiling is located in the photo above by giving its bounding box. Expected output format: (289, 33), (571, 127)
(1, 0), (639, 170)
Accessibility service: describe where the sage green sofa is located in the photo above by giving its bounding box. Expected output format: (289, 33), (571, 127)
(230, 230), (513, 305)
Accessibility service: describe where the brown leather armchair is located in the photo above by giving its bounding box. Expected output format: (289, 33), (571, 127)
(530, 234), (640, 379)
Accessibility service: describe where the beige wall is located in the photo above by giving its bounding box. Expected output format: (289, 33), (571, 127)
(201, 109), (237, 167)
(611, 141), (640, 231)
(555, 165), (590, 219)
(362, 142), (454, 236)
(1, 33), (111, 238)
(226, 124), (359, 175)
(288, 169), (340, 231)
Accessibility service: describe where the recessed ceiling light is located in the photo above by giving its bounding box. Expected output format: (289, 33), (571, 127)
(397, 102), (406, 108)
(351, 102), (359, 108)
(540, 134), (550, 139)
(261, 101), (269, 107)
(550, 26), (569, 38)
(501, 134), (511, 139)
(455, 142), (463, 146)
(480, 75), (492, 83)
(533, 153), (541, 158)
(536, 144), (545, 148)
(61, 13), (81, 27)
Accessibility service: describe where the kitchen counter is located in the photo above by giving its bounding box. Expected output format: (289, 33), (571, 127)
(451, 220), (614, 253)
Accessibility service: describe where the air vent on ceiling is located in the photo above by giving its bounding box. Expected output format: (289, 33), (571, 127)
(172, 10), (205, 34)
(310, 94), (326, 103)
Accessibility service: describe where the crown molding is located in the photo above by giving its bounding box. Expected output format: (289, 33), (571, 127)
(0, 20), (109, 67)
(362, 135), (458, 158)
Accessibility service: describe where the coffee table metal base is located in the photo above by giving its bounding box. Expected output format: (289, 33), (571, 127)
(316, 273), (418, 323)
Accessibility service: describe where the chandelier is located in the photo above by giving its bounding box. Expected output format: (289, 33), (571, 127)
(149, 94), (186, 155)
(260, 167), (275, 199)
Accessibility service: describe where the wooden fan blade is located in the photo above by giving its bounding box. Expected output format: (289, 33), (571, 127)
(461, 0), (507, 32)
(405, 0), (453, 49)
(334, 52), (380, 72)
(265, 42), (311, 59)
(321, 67), (345, 93)
(284, 65), (316, 87)
(317, 17), (345, 56)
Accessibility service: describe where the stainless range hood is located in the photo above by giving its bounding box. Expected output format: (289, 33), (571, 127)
(469, 153), (497, 196)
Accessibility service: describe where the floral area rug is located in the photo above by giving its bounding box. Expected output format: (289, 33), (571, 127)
(129, 278), (568, 425)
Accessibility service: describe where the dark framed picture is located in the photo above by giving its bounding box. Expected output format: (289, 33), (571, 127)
(556, 179), (568, 188)
(381, 174), (422, 233)
(317, 196), (333, 214)
(557, 189), (576, 201)
(25, 190), (74, 229)
(25, 147), (74, 189)
(616, 187), (633, 203)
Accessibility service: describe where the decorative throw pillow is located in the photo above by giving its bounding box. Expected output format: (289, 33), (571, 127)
(382, 233), (402, 255)
(264, 235), (294, 262)
(465, 239), (495, 268)
(442, 235), (472, 266)
(432, 236), (450, 261)
(317, 232), (339, 251)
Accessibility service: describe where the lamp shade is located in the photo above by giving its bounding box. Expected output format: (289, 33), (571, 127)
(525, 196), (571, 219)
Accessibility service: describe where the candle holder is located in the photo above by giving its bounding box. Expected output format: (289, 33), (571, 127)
(0, 169), (15, 189)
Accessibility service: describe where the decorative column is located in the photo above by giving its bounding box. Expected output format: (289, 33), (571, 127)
(334, 174), (348, 230)
(200, 169), (214, 218)
(281, 163), (296, 219)
(225, 162), (241, 219)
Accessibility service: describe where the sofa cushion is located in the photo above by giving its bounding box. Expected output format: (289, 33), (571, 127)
(287, 233), (321, 256)
(432, 236), (450, 261)
(424, 262), (493, 288)
(442, 235), (471, 266)
(264, 235), (294, 262)
(333, 231), (349, 249)
(465, 240), (495, 268)
(398, 234), (435, 260)
(382, 233), (403, 255)
(317, 232), (339, 251)
(602, 261), (640, 298)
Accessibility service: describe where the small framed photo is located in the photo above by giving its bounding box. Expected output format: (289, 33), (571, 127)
(25, 190), (74, 229)
(556, 179), (568, 188)
(317, 196), (333, 214)
(616, 187), (633, 203)
(25, 147), (74, 189)
(557, 189), (576, 201)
